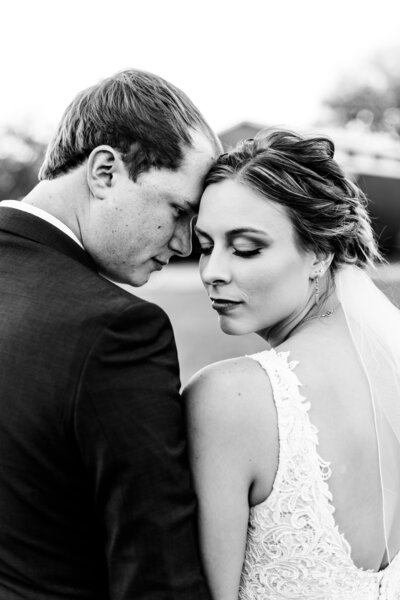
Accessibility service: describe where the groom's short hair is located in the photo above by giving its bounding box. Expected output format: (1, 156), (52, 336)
(39, 69), (219, 181)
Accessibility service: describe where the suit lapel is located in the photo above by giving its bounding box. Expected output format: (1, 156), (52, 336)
(0, 207), (98, 272)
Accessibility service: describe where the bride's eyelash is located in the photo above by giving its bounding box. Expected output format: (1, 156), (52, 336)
(199, 247), (262, 258)
(234, 249), (262, 258)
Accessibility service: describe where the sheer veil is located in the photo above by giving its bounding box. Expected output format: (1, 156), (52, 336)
(336, 264), (400, 563)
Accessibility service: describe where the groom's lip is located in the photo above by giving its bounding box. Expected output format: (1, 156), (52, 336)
(152, 258), (167, 270)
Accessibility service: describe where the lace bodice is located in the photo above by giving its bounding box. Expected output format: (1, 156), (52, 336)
(239, 349), (400, 600)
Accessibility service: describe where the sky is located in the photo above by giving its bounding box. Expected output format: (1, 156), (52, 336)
(1, 0), (400, 140)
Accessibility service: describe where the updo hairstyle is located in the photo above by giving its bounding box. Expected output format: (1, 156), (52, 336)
(205, 128), (382, 272)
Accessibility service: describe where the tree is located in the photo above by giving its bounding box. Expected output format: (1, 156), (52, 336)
(324, 46), (400, 138)
(0, 129), (46, 200)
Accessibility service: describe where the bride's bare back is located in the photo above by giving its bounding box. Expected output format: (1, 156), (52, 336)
(277, 309), (390, 570)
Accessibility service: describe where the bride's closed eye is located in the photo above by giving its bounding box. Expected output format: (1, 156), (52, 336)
(199, 246), (262, 258)
(232, 238), (265, 258)
(233, 248), (262, 258)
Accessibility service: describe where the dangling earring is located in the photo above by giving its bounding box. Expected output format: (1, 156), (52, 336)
(305, 266), (335, 322)
(314, 275), (320, 306)
(313, 266), (324, 306)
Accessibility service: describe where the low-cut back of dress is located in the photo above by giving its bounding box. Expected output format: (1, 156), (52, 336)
(239, 349), (400, 600)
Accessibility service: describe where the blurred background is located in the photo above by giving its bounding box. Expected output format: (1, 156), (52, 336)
(1, 0), (400, 383)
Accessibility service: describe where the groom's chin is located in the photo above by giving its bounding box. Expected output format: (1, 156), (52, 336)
(99, 267), (150, 288)
(123, 273), (152, 288)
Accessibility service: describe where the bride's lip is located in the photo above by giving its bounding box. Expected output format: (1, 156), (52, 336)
(210, 298), (242, 312)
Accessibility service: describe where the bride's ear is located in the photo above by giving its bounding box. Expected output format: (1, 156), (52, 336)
(310, 252), (334, 279)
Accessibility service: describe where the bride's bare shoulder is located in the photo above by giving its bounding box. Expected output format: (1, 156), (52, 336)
(183, 354), (275, 430)
(184, 354), (268, 398)
(183, 354), (278, 491)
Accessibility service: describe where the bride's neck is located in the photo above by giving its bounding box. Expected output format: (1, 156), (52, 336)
(259, 281), (338, 347)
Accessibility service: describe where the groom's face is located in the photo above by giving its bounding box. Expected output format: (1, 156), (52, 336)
(84, 130), (216, 286)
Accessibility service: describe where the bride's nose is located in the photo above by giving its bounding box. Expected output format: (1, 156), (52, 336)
(200, 248), (232, 286)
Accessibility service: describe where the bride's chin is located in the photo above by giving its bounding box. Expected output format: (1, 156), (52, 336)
(218, 319), (254, 337)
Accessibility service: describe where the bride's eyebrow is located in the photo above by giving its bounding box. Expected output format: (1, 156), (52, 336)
(228, 227), (267, 236)
(195, 226), (267, 237)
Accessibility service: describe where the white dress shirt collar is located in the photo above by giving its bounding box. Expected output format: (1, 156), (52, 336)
(0, 200), (84, 250)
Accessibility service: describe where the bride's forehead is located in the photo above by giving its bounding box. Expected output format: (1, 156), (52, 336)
(198, 183), (293, 234)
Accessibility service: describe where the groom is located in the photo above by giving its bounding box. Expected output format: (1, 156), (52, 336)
(0, 70), (220, 599)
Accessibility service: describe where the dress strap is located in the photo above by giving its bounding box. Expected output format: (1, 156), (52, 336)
(247, 347), (334, 511)
(247, 348), (304, 410)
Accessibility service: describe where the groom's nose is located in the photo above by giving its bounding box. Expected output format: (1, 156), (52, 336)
(169, 221), (192, 258)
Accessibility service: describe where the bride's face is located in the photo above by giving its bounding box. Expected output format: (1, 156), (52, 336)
(196, 179), (316, 337)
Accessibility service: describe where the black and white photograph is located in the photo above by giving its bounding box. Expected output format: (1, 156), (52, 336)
(0, 1), (399, 598)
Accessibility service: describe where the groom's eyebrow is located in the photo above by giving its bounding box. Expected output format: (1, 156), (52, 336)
(166, 193), (198, 215)
(182, 199), (198, 215)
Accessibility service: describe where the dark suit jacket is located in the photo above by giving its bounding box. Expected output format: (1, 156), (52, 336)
(0, 207), (210, 600)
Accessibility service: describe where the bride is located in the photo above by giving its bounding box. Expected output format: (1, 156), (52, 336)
(184, 129), (400, 599)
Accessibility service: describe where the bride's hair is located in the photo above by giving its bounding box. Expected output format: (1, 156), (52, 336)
(205, 128), (382, 271)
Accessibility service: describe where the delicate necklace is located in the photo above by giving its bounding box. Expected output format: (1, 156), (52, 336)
(303, 308), (335, 323)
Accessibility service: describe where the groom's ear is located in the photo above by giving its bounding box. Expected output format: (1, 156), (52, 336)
(86, 146), (119, 199)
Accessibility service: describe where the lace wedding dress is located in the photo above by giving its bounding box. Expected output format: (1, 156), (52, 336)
(239, 349), (400, 600)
